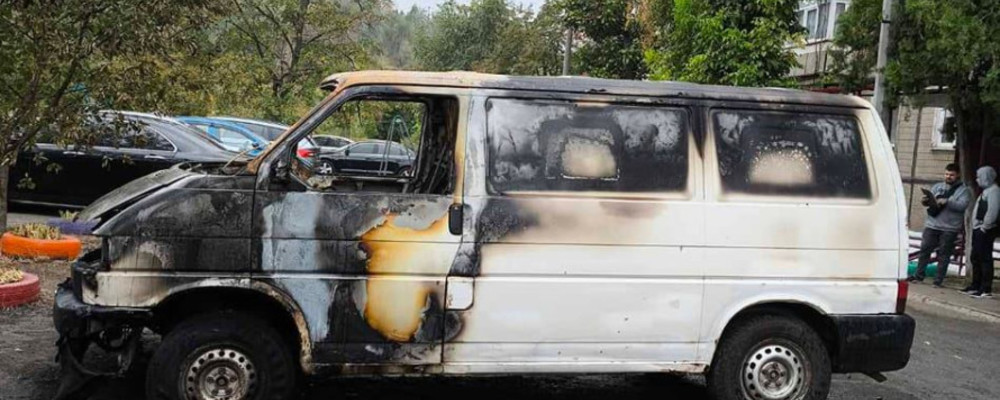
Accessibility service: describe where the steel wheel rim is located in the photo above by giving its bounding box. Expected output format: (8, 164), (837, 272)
(741, 342), (806, 400)
(183, 347), (257, 400)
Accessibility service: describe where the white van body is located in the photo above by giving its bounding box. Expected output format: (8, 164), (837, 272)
(58, 71), (915, 400)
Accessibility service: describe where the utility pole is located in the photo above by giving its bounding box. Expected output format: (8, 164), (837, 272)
(562, 28), (573, 75)
(872, 0), (894, 124)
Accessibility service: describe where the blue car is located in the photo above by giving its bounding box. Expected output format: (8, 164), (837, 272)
(207, 116), (320, 161)
(175, 116), (269, 156)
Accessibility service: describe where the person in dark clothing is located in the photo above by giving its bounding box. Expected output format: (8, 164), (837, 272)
(910, 163), (971, 287)
(963, 166), (1000, 298)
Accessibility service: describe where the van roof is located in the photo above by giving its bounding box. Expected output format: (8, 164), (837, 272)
(320, 70), (871, 109)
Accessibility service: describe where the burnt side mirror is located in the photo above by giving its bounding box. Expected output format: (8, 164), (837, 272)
(271, 157), (290, 184)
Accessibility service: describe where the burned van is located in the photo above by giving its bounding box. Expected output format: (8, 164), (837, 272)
(54, 71), (914, 400)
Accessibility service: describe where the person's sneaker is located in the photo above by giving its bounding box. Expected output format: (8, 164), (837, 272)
(906, 276), (919, 282)
(932, 282), (944, 288)
(961, 287), (978, 294)
(978, 292), (994, 299)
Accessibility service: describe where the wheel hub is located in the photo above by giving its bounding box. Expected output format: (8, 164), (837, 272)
(184, 347), (256, 400)
(742, 343), (804, 400)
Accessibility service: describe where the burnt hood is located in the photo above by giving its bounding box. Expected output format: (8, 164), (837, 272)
(76, 165), (196, 225)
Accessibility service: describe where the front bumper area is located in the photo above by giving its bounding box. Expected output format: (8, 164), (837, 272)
(830, 314), (916, 373)
(53, 279), (151, 399)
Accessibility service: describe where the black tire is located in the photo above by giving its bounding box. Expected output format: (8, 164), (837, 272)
(146, 311), (297, 400)
(707, 315), (831, 400)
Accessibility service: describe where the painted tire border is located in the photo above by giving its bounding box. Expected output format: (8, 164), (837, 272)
(1, 232), (82, 260)
(0, 272), (40, 308)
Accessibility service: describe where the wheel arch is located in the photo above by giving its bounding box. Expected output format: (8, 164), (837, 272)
(707, 298), (838, 367)
(151, 281), (315, 374)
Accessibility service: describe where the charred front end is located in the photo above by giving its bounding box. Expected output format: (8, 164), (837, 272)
(51, 164), (257, 397)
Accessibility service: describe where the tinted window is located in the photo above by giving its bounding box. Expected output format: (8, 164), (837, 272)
(138, 129), (175, 151)
(712, 110), (870, 198)
(487, 99), (688, 193)
(352, 143), (377, 154)
(390, 144), (407, 156)
(95, 123), (174, 151)
(314, 136), (334, 146)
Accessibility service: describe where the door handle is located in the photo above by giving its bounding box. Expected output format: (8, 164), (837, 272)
(62, 150), (85, 156)
(144, 155), (167, 160)
(448, 203), (464, 235)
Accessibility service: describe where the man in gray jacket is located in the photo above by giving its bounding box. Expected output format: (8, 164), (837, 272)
(964, 165), (1000, 298)
(910, 163), (971, 287)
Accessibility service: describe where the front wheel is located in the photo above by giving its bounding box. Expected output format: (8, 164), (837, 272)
(146, 311), (297, 400)
(708, 315), (831, 400)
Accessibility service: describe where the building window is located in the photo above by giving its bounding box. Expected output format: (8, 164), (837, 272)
(931, 108), (956, 150)
(797, 1), (850, 41)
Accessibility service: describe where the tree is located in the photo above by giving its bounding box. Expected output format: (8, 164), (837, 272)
(220, 0), (385, 122)
(0, 0), (214, 230)
(414, 0), (561, 75)
(365, 6), (431, 70)
(644, 0), (803, 87)
(886, 0), (1000, 198)
(554, 0), (647, 79)
(826, 0), (881, 95)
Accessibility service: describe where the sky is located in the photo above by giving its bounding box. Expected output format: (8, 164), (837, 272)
(393, 0), (548, 12)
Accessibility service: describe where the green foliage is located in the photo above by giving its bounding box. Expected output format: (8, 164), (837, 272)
(208, 0), (385, 123)
(827, 0), (881, 94)
(554, 0), (647, 79)
(886, 0), (1000, 177)
(0, 0), (214, 168)
(644, 0), (802, 87)
(415, 0), (562, 75)
(365, 6), (431, 70)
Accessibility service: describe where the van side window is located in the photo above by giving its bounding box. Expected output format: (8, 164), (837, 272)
(487, 99), (688, 193)
(292, 95), (458, 195)
(712, 110), (870, 198)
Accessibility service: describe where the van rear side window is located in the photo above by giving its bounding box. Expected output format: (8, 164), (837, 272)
(487, 98), (688, 193)
(712, 110), (871, 199)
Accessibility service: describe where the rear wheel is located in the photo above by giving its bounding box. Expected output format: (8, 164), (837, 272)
(146, 311), (297, 400)
(317, 160), (335, 175)
(708, 315), (830, 400)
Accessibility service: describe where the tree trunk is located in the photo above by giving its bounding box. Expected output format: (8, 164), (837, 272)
(955, 96), (978, 282)
(0, 165), (8, 232)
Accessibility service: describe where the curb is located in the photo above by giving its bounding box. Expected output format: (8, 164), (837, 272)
(908, 291), (1000, 324)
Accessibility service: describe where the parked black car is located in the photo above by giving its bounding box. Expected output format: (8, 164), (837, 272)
(316, 140), (415, 177)
(8, 111), (238, 208)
